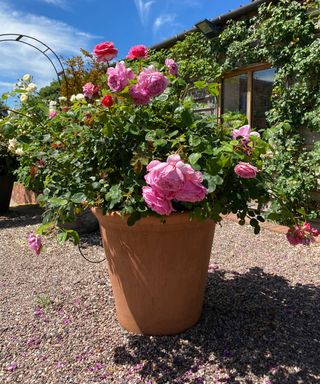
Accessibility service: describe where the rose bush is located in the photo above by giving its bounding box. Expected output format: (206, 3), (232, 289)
(0, 42), (318, 251)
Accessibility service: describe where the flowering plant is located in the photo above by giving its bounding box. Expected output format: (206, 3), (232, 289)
(1, 42), (318, 249)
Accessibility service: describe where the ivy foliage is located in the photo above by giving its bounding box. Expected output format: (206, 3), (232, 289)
(149, 0), (320, 221)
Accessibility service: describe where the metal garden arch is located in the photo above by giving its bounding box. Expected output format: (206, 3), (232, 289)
(0, 34), (69, 96)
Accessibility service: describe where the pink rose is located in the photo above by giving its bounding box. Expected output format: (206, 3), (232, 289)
(82, 82), (98, 99)
(137, 66), (168, 98)
(129, 84), (151, 105)
(28, 232), (43, 255)
(234, 162), (258, 179)
(174, 180), (207, 202)
(165, 58), (178, 76)
(107, 61), (135, 92)
(144, 154), (207, 201)
(93, 41), (118, 62)
(142, 186), (174, 215)
(145, 158), (185, 199)
(286, 222), (319, 245)
(286, 227), (304, 245)
(49, 110), (56, 119)
(127, 45), (148, 59)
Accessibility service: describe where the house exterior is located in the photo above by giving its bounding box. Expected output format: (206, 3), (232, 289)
(151, 0), (320, 223)
(151, 0), (319, 130)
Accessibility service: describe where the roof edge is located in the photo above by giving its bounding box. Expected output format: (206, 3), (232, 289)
(150, 0), (278, 50)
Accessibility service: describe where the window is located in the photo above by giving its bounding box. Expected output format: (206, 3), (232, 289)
(223, 74), (248, 116)
(221, 64), (276, 129)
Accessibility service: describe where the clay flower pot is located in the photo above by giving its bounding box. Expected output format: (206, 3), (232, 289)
(92, 208), (215, 335)
(0, 174), (14, 213)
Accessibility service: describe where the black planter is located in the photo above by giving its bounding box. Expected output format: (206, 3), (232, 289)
(0, 175), (14, 213)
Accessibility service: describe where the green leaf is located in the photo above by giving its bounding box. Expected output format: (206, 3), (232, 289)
(57, 231), (68, 244)
(207, 83), (220, 97)
(71, 193), (87, 204)
(2, 124), (15, 137)
(194, 81), (207, 89)
(66, 229), (80, 245)
(154, 138), (167, 147)
(203, 174), (224, 193)
(189, 135), (202, 147)
(36, 222), (54, 235)
(145, 131), (156, 141)
(48, 197), (68, 206)
(188, 153), (202, 165)
(254, 226), (261, 235)
(105, 185), (122, 209)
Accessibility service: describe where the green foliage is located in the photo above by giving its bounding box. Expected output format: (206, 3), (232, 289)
(1, 61), (276, 239)
(151, 0), (320, 221)
(148, 32), (222, 84)
(38, 80), (60, 100)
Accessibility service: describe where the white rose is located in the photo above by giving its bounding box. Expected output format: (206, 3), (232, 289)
(76, 93), (85, 101)
(58, 96), (67, 102)
(22, 74), (31, 82)
(27, 83), (37, 92)
(8, 138), (17, 152)
(70, 94), (77, 102)
(20, 94), (28, 103)
(15, 147), (24, 156)
(49, 100), (57, 107)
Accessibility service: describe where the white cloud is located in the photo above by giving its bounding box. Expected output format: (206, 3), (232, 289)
(38, 0), (68, 9)
(0, 1), (97, 95)
(134, 0), (155, 25)
(153, 14), (176, 32)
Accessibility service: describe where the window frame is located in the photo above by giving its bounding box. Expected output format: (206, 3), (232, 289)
(220, 63), (272, 125)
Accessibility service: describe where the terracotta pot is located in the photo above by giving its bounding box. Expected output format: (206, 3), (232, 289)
(92, 208), (215, 335)
(0, 174), (14, 213)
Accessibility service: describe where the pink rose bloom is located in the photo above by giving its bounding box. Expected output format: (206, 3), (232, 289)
(232, 125), (260, 140)
(165, 58), (178, 76)
(127, 45), (148, 59)
(287, 222), (319, 245)
(49, 110), (56, 119)
(286, 227), (304, 245)
(28, 232), (43, 255)
(144, 154), (207, 201)
(142, 186), (174, 216)
(174, 181), (207, 202)
(129, 84), (151, 105)
(107, 61), (135, 92)
(93, 41), (118, 62)
(234, 162), (258, 179)
(137, 66), (168, 98)
(82, 82), (98, 99)
(145, 157), (185, 199)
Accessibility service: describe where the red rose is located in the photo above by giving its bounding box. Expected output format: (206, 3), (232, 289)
(101, 95), (113, 108)
(126, 45), (148, 59)
(93, 42), (118, 62)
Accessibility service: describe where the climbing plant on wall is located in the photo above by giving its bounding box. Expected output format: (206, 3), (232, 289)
(149, 0), (320, 221)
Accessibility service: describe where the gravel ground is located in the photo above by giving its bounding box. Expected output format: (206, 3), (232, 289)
(0, 207), (319, 384)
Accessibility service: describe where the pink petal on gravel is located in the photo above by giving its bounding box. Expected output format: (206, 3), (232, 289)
(208, 263), (219, 272)
(6, 363), (17, 371)
(34, 306), (44, 318)
(74, 298), (81, 305)
(56, 361), (63, 369)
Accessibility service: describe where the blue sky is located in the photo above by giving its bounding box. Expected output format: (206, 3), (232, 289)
(0, 0), (251, 94)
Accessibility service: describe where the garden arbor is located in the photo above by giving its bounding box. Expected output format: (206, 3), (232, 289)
(0, 34), (68, 97)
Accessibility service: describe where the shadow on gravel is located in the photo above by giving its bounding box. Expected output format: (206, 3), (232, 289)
(0, 205), (43, 229)
(114, 267), (320, 383)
